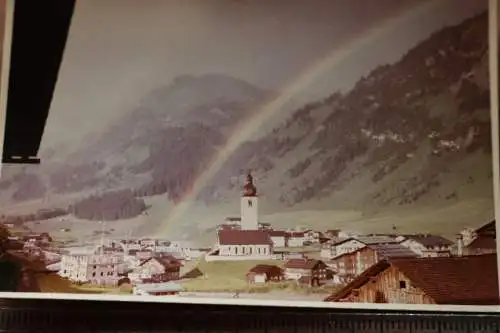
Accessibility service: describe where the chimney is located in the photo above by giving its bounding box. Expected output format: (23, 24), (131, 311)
(456, 234), (464, 257)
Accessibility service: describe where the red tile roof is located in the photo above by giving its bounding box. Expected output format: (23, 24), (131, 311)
(326, 254), (499, 305)
(284, 258), (326, 270)
(269, 230), (288, 237)
(217, 230), (272, 245)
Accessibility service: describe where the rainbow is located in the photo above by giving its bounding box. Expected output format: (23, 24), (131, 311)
(155, 0), (441, 237)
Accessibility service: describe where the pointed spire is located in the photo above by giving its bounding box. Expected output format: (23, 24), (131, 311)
(242, 170), (257, 197)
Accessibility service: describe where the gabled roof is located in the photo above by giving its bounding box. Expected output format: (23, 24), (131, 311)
(355, 236), (399, 245)
(284, 258), (325, 270)
(330, 244), (416, 262)
(466, 235), (497, 250)
(140, 255), (182, 269)
(218, 230), (272, 245)
(332, 237), (363, 246)
(247, 264), (283, 275)
(403, 234), (453, 248)
(326, 254), (499, 305)
(476, 220), (496, 237)
(369, 243), (418, 259)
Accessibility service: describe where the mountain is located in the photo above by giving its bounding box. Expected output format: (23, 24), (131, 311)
(202, 12), (492, 214)
(0, 74), (273, 214)
(0, 12), (493, 239)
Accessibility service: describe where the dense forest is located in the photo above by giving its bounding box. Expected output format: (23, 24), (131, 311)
(69, 189), (147, 221)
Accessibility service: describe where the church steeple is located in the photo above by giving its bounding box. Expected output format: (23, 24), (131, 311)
(240, 171), (259, 230)
(242, 171), (257, 197)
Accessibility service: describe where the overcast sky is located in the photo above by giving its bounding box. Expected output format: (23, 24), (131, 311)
(40, 0), (488, 152)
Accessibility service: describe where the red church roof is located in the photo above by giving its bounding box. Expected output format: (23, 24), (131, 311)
(218, 230), (272, 245)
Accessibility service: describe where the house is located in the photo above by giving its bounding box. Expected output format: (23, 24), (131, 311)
(269, 230), (288, 247)
(128, 255), (182, 284)
(215, 229), (273, 259)
(246, 264), (284, 284)
(286, 231), (306, 247)
(325, 229), (341, 239)
(325, 254), (499, 305)
(460, 221), (496, 256)
(399, 234), (453, 257)
(58, 253), (123, 286)
(321, 238), (366, 260)
(464, 235), (497, 256)
(23, 233), (52, 245)
(284, 258), (328, 286)
(133, 282), (183, 296)
(354, 236), (399, 245)
(328, 244), (417, 284)
(304, 229), (321, 243)
(273, 249), (305, 260)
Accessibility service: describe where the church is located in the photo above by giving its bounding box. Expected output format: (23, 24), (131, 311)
(210, 172), (273, 261)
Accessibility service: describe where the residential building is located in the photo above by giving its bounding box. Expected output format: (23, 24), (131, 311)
(246, 264), (284, 284)
(287, 231), (306, 247)
(461, 221), (496, 256)
(269, 230), (288, 247)
(321, 238), (366, 260)
(328, 244), (417, 284)
(59, 253), (123, 286)
(325, 254), (499, 305)
(128, 255), (182, 284)
(399, 234), (453, 257)
(284, 258), (328, 286)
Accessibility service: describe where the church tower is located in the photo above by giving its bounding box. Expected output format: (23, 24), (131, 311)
(240, 171), (259, 230)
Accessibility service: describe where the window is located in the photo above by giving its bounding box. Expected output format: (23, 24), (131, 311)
(101, 272), (104, 277)
(399, 280), (407, 289)
(92, 272), (96, 277)
(248, 199), (252, 207)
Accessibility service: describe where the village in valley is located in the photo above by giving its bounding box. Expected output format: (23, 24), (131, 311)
(1, 172), (498, 305)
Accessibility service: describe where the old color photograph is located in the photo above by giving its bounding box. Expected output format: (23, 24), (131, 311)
(0, 0), (498, 306)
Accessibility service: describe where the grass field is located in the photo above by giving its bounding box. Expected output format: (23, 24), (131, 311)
(179, 258), (282, 292)
(178, 258), (341, 295)
(36, 273), (112, 294)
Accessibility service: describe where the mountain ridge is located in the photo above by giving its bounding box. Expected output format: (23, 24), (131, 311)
(0, 11), (493, 240)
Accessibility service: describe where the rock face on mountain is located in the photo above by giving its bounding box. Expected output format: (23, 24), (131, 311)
(201, 11), (492, 213)
(0, 12), (493, 226)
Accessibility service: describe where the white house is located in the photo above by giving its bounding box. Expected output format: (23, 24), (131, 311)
(59, 253), (123, 286)
(287, 231), (306, 247)
(321, 238), (366, 259)
(304, 229), (321, 243)
(269, 230), (288, 247)
(399, 234), (453, 257)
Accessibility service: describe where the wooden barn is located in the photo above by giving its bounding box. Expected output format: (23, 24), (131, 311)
(324, 254), (499, 305)
(246, 264), (284, 284)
